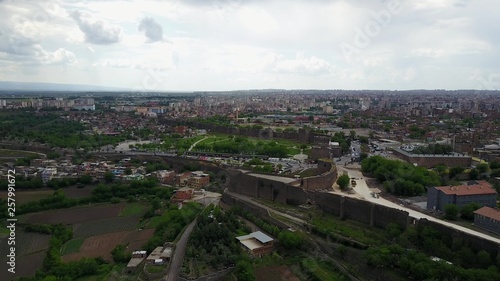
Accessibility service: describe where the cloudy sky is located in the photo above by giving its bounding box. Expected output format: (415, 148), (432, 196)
(1, 0), (499, 91)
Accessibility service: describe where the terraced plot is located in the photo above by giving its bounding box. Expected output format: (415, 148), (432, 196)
(21, 203), (125, 224)
(73, 216), (141, 238)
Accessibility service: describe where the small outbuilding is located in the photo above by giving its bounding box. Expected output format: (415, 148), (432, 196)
(236, 231), (274, 257)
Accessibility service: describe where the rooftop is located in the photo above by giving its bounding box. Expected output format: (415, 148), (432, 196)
(240, 238), (262, 251)
(436, 180), (497, 196)
(146, 246), (163, 260)
(236, 231), (274, 244)
(474, 206), (500, 221)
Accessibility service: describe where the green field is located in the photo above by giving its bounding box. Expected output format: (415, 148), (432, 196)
(195, 136), (232, 146)
(146, 215), (164, 229)
(190, 133), (308, 157)
(302, 258), (348, 281)
(61, 238), (84, 255)
(119, 203), (147, 217)
(74, 263), (139, 281)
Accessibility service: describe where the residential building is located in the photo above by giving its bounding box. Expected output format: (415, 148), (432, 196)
(126, 250), (147, 273)
(170, 187), (194, 203)
(175, 172), (192, 186)
(144, 243), (173, 265)
(427, 180), (497, 211)
(474, 206), (500, 235)
(41, 167), (57, 183)
(154, 170), (176, 184)
(236, 231), (274, 257)
(187, 171), (210, 189)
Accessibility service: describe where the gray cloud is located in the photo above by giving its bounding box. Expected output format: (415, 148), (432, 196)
(138, 17), (163, 42)
(71, 10), (122, 44)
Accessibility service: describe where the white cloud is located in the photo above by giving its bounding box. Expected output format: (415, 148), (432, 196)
(41, 48), (77, 65)
(71, 10), (122, 44)
(0, 0), (499, 90)
(264, 53), (333, 75)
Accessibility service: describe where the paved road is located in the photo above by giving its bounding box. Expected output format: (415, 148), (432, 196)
(163, 220), (197, 281)
(336, 166), (500, 245)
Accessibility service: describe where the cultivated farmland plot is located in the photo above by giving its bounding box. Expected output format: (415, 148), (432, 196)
(20, 203), (125, 224)
(73, 215), (142, 238)
(62, 228), (155, 262)
(16, 232), (51, 256)
(10, 251), (46, 280)
(0, 233), (50, 281)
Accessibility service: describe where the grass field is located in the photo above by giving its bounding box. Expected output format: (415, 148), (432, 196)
(146, 215), (164, 229)
(119, 203), (147, 217)
(74, 263), (140, 281)
(191, 134), (307, 156)
(301, 258), (348, 281)
(61, 238), (85, 255)
(195, 136), (231, 146)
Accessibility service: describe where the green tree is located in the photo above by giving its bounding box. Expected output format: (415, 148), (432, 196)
(104, 172), (114, 183)
(477, 163), (489, 174)
(490, 161), (500, 170)
(460, 203), (481, 220)
(349, 130), (356, 139)
(151, 198), (161, 210)
(124, 168), (132, 175)
(111, 244), (131, 263)
(435, 164), (447, 176)
(449, 166), (465, 179)
(235, 258), (255, 281)
(278, 231), (304, 249)
(79, 174), (92, 185)
(444, 204), (459, 220)
(469, 168), (479, 180)
(337, 173), (350, 190)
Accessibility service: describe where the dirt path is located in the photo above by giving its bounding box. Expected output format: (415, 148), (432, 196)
(163, 220), (196, 281)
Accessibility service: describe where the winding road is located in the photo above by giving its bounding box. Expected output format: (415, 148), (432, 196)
(226, 191), (306, 226)
(163, 220), (197, 281)
(337, 166), (500, 245)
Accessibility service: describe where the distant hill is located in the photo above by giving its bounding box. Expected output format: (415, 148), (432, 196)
(0, 81), (126, 92)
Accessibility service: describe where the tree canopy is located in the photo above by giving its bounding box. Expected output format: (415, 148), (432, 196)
(361, 156), (440, 196)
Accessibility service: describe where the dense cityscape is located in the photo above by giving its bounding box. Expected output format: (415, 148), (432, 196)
(2, 0), (500, 280)
(0, 89), (500, 281)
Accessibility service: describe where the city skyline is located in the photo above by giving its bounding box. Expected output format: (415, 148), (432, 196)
(1, 0), (499, 92)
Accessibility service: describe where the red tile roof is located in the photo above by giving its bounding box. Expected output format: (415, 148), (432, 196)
(474, 206), (500, 221)
(436, 180), (497, 196)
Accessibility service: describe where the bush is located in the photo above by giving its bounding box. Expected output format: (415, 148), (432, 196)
(111, 244), (131, 263)
(337, 173), (350, 190)
(444, 204), (459, 220)
(278, 231), (304, 249)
